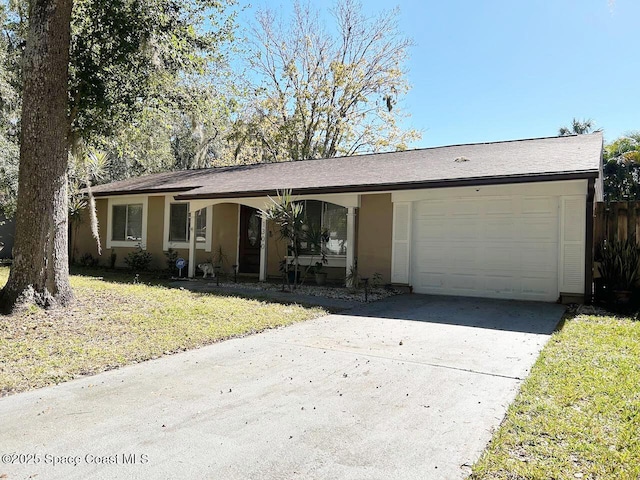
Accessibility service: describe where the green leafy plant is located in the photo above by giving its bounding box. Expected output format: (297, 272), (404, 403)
(213, 246), (228, 273)
(165, 248), (178, 276)
(345, 259), (360, 289)
(597, 237), (640, 293)
(372, 272), (383, 288)
(261, 190), (305, 289)
(78, 252), (99, 267)
(109, 249), (117, 269)
(304, 222), (326, 255)
(124, 244), (152, 272)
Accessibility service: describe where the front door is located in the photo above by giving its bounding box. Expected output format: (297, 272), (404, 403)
(238, 205), (261, 274)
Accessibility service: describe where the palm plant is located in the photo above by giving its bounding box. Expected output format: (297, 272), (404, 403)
(260, 189), (305, 289)
(558, 118), (598, 136)
(69, 147), (108, 259)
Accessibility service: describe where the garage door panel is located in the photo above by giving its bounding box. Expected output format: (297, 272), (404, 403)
(522, 196), (557, 215)
(485, 198), (514, 215)
(482, 219), (516, 240)
(521, 247), (557, 272)
(416, 200), (446, 216)
(521, 275), (555, 297)
(447, 199), (480, 216)
(415, 219), (446, 240)
(446, 273), (480, 291)
(482, 275), (517, 296)
(449, 245), (479, 266)
(519, 218), (558, 241)
(414, 247), (446, 269)
(412, 196), (559, 302)
(449, 219), (479, 239)
(482, 245), (516, 269)
(415, 272), (446, 289)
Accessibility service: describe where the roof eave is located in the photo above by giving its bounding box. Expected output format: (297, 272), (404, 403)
(91, 187), (193, 198)
(174, 170), (599, 201)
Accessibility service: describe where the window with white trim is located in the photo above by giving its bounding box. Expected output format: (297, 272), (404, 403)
(112, 204), (143, 242)
(168, 203), (207, 244)
(106, 196), (148, 249)
(299, 200), (347, 256)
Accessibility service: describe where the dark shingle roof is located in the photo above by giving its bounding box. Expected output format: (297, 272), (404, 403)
(90, 133), (603, 199)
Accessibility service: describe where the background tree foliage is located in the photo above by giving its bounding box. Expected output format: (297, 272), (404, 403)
(67, 0), (237, 146)
(0, 4), (20, 217)
(558, 118), (640, 202)
(0, 0), (422, 218)
(234, 0), (420, 163)
(0, 0), (240, 208)
(603, 132), (640, 201)
(558, 117), (599, 136)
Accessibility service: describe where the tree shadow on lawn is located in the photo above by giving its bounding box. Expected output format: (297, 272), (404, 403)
(69, 266), (175, 286)
(69, 266), (346, 313)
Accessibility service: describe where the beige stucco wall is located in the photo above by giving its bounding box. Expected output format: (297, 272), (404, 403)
(74, 196), (166, 269)
(211, 203), (239, 274)
(357, 193), (392, 283)
(74, 194), (391, 282)
(74, 198), (240, 272)
(145, 196), (165, 268)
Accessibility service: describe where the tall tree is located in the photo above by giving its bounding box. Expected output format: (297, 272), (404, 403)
(0, 0), (237, 311)
(558, 118), (598, 136)
(235, 0), (420, 163)
(1, 0), (73, 311)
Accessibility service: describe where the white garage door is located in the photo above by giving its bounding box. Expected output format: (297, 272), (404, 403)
(412, 196), (559, 301)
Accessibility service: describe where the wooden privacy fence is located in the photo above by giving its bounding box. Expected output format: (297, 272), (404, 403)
(594, 201), (640, 247)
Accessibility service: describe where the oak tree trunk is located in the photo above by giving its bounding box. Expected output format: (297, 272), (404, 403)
(0, 0), (73, 312)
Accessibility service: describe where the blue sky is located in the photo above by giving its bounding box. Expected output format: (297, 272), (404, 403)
(237, 0), (638, 148)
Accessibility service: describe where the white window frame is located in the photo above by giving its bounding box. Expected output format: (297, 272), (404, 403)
(285, 200), (348, 266)
(106, 195), (149, 249)
(293, 255), (347, 268)
(163, 196), (212, 252)
(299, 200), (348, 258)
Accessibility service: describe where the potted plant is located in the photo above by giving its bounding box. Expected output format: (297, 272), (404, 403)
(597, 237), (640, 304)
(314, 260), (328, 286)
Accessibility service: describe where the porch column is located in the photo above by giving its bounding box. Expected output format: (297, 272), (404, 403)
(188, 208), (197, 278)
(259, 214), (268, 282)
(346, 206), (356, 286)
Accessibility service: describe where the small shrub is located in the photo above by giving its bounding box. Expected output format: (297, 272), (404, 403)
(124, 244), (152, 271)
(78, 252), (99, 267)
(213, 246), (228, 270)
(165, 248), (178, 276)
(109, 249), (117, 269)
(372, 272), (383, 288)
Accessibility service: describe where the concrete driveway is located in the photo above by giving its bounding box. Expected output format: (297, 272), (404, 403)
(0, 295), (564, 480)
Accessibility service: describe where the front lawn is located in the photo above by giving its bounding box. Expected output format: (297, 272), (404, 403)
(471, 311), (640, 479)
(0, 267), (325, 396)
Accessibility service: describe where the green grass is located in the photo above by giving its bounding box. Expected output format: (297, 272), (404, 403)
(0, 267), (325, 396)
(471, 313), (640, 480)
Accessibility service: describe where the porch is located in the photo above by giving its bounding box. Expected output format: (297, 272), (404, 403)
(180, 193), (359, 282)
